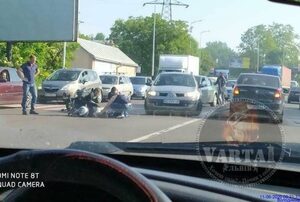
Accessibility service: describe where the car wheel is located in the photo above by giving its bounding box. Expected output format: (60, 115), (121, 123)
(210, 94), (217, 107)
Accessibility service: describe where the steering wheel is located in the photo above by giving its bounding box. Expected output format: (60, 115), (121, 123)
(0, 149), (171, 202)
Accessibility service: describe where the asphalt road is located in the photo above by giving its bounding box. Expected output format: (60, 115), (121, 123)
(0, 99), (300, 149)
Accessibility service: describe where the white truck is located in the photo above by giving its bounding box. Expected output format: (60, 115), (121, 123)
(158, 55), (199, 75)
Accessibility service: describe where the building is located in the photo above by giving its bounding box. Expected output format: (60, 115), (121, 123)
(71, 38), (139, 76)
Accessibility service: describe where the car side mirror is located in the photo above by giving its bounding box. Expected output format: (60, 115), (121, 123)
(146, 81), (152, 86)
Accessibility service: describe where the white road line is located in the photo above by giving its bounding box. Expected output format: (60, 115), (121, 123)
(127, 119), (199, 142)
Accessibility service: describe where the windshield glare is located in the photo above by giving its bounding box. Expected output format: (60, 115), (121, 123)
(154, 74), (196, 87)
(48, 70), (80, 81)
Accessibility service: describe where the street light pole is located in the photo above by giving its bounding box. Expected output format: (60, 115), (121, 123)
(63, 42), (67, 68)
(257, 41), (260, 72)
(189, 20), (203, 49)
(151, 5), (157, 77)
(199, 30), (210, 67)
(144, 3), (157, 77)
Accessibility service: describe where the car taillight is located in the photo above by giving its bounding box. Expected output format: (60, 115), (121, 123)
(233, 87), (239, 96)
(274, 89), (281, 99)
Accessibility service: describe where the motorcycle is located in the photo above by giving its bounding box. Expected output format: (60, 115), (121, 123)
(66, 88), (92, 117)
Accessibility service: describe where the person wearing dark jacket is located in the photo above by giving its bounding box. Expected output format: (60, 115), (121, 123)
(86, 88), (102, 117)
(100, 87), (130, 118)
(215, 72), (227, 105)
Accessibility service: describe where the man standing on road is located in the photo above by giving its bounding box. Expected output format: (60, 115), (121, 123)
(17, 55), (40, 115)
(215, 72), (226, 105)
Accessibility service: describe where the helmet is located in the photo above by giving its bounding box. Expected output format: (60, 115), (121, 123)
(78, 106), (89, 117)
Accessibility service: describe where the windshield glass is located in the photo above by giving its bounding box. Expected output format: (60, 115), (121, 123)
(48, 70), (80, 81)
(154, 74), (196, 87)
(237, 74), (280, 88)
(130, 77), (146, 85)
(100, 75), (118, 84)
(2, 0), (300, 190)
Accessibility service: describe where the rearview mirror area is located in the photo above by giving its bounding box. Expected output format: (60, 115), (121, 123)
(269, 0), (300, 6)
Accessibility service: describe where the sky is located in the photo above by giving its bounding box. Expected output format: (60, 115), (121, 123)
(78, 0), (300, 50)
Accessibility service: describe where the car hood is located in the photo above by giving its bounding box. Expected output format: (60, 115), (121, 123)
(150, 85), (197, 93)
(43, 80), (75, 88)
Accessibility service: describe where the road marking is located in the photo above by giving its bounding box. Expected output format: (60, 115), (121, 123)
(36, 105), (64, 109)
(128, 118), (199, 142)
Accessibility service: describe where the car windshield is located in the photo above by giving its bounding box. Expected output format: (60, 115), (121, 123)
(291, 87), (300, 92)
(48, 70), (80, 81)
(130, 77), (146, 85)
(100, 75), (118, 84)
(154, 74), (196, 87)
(2, 0), (300, 191)
(237, 75), (279, 88)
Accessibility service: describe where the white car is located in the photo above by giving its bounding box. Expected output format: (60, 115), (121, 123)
(99, 74), (133, 100)
(144, 72), (202, 116)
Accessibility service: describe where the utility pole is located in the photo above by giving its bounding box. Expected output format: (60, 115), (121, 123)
(257, 41), (260, 72)
(143, 0), (189, 21)
(63, 42), (67, 68)
(6, 42), (13, 62)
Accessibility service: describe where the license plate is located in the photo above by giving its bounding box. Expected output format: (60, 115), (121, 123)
(163, 99), (180, 104)
(45, 93), (56, 97)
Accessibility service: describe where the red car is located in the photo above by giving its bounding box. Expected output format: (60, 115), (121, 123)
(0, 67), (23, 105)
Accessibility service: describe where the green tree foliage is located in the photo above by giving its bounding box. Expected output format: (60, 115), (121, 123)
(0, 42), (79, 85)
(239, 23), (300, 69)
(94, 33), (106, 41)
(109, 14), (199, 75)
(204, 41), (236, 68)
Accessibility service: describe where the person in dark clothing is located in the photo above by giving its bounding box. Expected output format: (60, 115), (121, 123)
(108, 87), (117, 100)
(86, 88), (102, 117)
(17, 55), (40, 115)
(100, 87), (130, 118)
(215, 72), (227, 105)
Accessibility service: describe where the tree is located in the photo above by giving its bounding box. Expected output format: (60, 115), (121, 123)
(204, 41), (236, 68)
(199, 49), (215, 74)
(0, 42), (79, 85)
(94, 33), (105, 41)
(109, 15), (199, 75)
(79, 33), (94, 40)
(239, 23), (300, 69)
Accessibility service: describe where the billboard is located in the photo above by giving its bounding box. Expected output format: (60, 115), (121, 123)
(0, 0), (78, 42)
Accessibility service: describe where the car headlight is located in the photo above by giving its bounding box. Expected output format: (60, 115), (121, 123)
(147, 91), (157, 96)
(61, 85), (70, 91)
(185, 91), (200, 99)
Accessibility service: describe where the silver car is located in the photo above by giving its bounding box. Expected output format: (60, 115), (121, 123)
(144, 72), (202, 116)
(40, 68), (102, 103)
(130, 76), (152, 99)
(194, 75), (218, 106)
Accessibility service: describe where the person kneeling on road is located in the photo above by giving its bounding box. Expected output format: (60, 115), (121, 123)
(86, 88), (102, 117)
(100, 87), (130, 118)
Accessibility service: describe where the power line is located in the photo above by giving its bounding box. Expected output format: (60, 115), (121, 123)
(143, 0), (189, 21)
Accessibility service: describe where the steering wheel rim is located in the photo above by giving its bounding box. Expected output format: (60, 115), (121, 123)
(0, 149), (171, 202)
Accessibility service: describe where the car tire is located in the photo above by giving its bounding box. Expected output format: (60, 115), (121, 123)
(210, 94), (217, 107)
